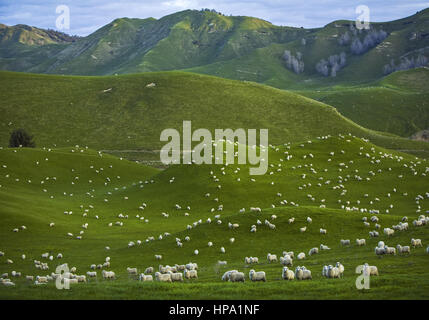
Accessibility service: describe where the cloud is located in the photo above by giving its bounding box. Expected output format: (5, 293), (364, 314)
(0, 0), (427, 36)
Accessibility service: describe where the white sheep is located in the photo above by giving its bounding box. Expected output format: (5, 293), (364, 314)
(155, 272), (172, 282)
(127, 267), (138, 275)
(184, 269), (198, 279)
(396, 244), (410, 254)
(267, 253), (277, 263)
(282, 267), (294, 280)
(138, 274), (153, 282)
(280, 255), (293, 266)
(356, 239), (366, 246)
(297, 252), (306, 260)
(340, 239), (350, 246)
(221, 270), (238, 281)
(320, 228), (327, 234)
(144, 267), (154, 274)
(249, 269), (266, 282)
(411, 238), (423, 247)
(169, 272), (184, 282)
(229, 271), (245, 282)
(308, 247), (319, 256)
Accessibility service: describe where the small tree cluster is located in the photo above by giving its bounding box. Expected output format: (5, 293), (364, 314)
(283, 50), (305, 74)
(315, 52), (347, 77)
(350, 29), (388, 55)
(383, 54), (428, 75)
(9, 129), (35, 148)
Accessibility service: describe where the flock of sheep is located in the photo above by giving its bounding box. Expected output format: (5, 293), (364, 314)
(1, 134), (429, 294)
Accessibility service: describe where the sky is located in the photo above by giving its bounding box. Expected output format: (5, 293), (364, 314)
(0, 0), (428, 36)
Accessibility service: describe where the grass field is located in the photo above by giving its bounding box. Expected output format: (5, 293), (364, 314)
(1, 136), (428, 299)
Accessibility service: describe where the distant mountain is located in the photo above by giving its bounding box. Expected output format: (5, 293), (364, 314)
(1, 8), (426, 84)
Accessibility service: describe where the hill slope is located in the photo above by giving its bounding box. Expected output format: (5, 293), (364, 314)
(0, 71), (428, 156)
(0, 137), (428, 299)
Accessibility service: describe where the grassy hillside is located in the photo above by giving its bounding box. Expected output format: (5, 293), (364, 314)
(0, 136), (428, 299)
(295, 68), (429, 139)
(1, 71), (428, 157)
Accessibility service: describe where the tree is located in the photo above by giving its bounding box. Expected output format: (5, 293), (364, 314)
(9, 128), (35, 148)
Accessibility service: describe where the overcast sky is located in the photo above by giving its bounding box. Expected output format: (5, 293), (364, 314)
(1, 0), (428, 36)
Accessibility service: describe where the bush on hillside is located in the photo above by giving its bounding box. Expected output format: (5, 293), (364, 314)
(9, 128), (35, 148)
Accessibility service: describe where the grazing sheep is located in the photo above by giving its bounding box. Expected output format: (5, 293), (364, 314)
(335, 262), (344, 277)
(300, 226), (307, 233)
(320, 228), (327, 234)
(320, 244), (331, 250)
(184, 269), (198, 279)
(307, 217), (312, 223)
(375, 247), (386, 256)
(194, 249), (199, 255)
(144, 267), (154, 274)
(280, 255), (293, 266)
(384, 246), (396, 255)
(383, 228), (394, 237)
(221, 270), (238, 281)
(127, 267), (138, 275)
(308, 247), (319, 256)
(155, 272), (172, 282)
(363, 263), (379, 276)
(249, 269), (266, 282)
(356, 239), (366, 246)
(220, 247), (226, 253)
(138, 274), (153, 282)
(369, 231), (379, 238)
(267, 253), (278, 263)
(297, 252), (306, 260)
(340, 239), (351, 246)
(86, 271), (97, 278)
(2, 281), (15, 287)
(229, 272), (245, 282)
(282, 267), (295, 280)
(288, 218), (295, 224)
(218, 261), (227, 266)
(102, 270), (115, 280)
(295, 266), (312, 280)
(169, 272), (184, 282)
(411, 238), (423, 247)
(26, 275), (34, 281)
(396, 244), (411, 254)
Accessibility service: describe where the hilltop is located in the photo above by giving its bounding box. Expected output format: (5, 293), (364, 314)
(0, 71), (428, 158)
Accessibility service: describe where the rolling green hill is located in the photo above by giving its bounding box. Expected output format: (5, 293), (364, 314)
(0, 71), (428, 157)
(0, 136), (428, 299)
(295, 68), (429, 139)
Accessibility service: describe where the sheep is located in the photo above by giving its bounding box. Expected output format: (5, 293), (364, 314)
(6, 259), (13, 264)
(375, 247), (386, 256)
(283, 251), (295, 259)
(300, 226), (307, 233)
(144, 267), (154, 274)
(308, 247), (319, 256)
(383, 228), (394, 237)
(396, 244), (411, 255)
(102, 270), (115, 279)
(340, 239), (350, 246)
(26, 275), (34, 281)
(267, 253), (278, 263)
(127, 267), (138, 275)
(307, 217), (312, 223)
(185, 262), (198, 270)
(356, 239), (366, 246)
(138, 274), (153, 282)
(384, 246), (396, 255)
(217, 261), (227, 266)
(282, 267), (295, 280)
(169, 272), (184, 282)
(208, 241), (213, 247)
(2, 281), (15, 287)
(324, 265), (340, 278)
(320, 228), (327, 234)
(220, 247), (226, 253)
(36, 276), (48, 283)
(194, 249), (199, 255)
(411, 238), (423, 247)
(320, 244), (331, 250)
(335, 262), (344, 277)
(369, 231), (379, 238)
(229, 272), (245, 282)
(221, 270), (238, 281)
(155, 254), (162, 260)
(184, 269), (198, 279)
(75, 275), (86, 283)
(280, 255), (293, 266)
(426, 246), (429, 254)
(295, 266), (312, 280)
(297, 252), (306, 260)
(86, 271), (97, 278)
(249, 269), (266, 282)
(363, 263), (379, 276)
